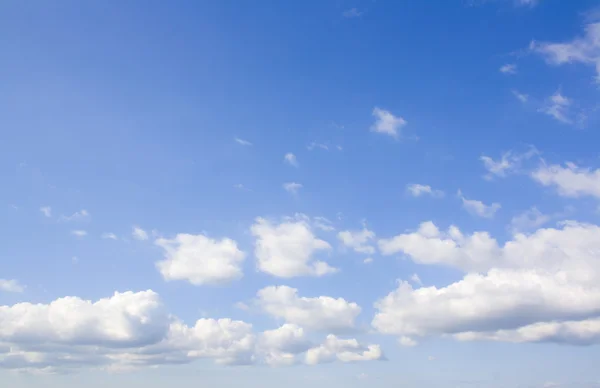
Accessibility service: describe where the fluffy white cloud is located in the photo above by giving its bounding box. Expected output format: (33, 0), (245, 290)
(251, 217), (336, 277)
(0, 291), (380, 373)
(337, 228), (376, 254)
(155, 234), (245, 285)
(532, 162), (600, 198)
(59, 209), (90, 222)
(458, 191), (501, 218)
(0, 279), (24, 293)
(406, 184), (444, 198)
(132, 226), (149, 241)
(539, 90), (573, 124)
(370, 107), (406, 138)
(532, 21), (600, 82)
(305, 335), (383, 365)
(256, 286), (361, 332)
(39, 206), (51, 218)
(499, 64), (517, 74)
(374, 221), (600, 346)
(283, 182), (302, 194)
(284, 153), (298, 167)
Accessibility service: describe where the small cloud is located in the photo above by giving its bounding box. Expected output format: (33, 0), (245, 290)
(314, 216), (335, 232)
(283, 182), (303, 194)
(539, 90), (573, 124)
(410, 273), (422, 285)
(363, 257), (374, 264)
(0, 279), (25, 293)
(499, 63), (517, 74)
(234, 137), (253, 146)
(406, 183), (444, 198)
(343, 8), (363, 18)
(480, 147), (538, 180)
(234, 183), (251, 191)
(512, 89), (528, 103)
(458, 190), (501, 218)
(59, 209), (90, 222)
(132, 226), (149, 241)
(40, 206), (52, 218)
(9, 204), (18, 211)
(101, 232), (118, 240)
(71, 230), (87, 237)
(307, 142), (329, 151)
(399, 336), (418, 347)
(510, 207), (551, 233)
(370, 107), (407, 138)
(284, 153), (299, 167)
(336, 145), (343, 151)
(427, 356), (436, 361)
(234, 302), (250, 311)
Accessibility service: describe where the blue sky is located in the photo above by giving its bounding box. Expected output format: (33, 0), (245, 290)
(2, 0), (600, 387)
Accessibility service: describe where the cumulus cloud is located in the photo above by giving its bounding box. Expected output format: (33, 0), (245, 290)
(458, 191), (501, 218)
(406, 184), (444, 198)
(284, 153), (298, 167)
(283, 182), (303, 195)
(0, 279), (25, 293)
(0, 290), (380, 373)
(337, 228), (376, 254)
(256, 286), (361, 332)
(499, 64), (517, 74)
(370, 107), (406, 138)
(305, 335), (383, 365)
(250, 216), (336, 278)
(532, 162), (600, 198)
(132, 226), (149, 241)
(155, 234), (245, 285)
(374, 221), (600, 346)
(39, 206), (52, 218)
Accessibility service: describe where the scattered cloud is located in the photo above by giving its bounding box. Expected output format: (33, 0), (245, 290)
(342, 8), (363, 18)
(132, 226), (149, 241)
(284, 153), (299, 167)
(532, 162), (600, 198)
(370, 107), (407, 139)
(499, 63), (517, 74)
(480, 147), (538, 179)
(305, 335), (383, 365)
(458, 190), (501, 218)
(156, 233), (245, 285)
(307, 142), (329, 151)
(256, 286), (361, 332)
(71, 230), (87, 237)
(59, 209), (90, 222)
(250, 216), (336, 278)
(283, 182), (303, 195)
(234, 137), (253, 146)
(39, 206), (52, 218)
(337, 228), (376, 254)
(101, 232), (118, 240)
(539, 90), (573, 124)
(512, 89), (528, 103)
(406, 184), (444, 198)
(0, 279), (25, 293)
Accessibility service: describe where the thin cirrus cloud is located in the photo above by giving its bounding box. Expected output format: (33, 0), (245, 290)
(39, 206), (52, 217)
(234, 137), (253, 146)
(71, 230), (87, 237)
(101, 232), (118, 240)
(458, 190), (501, 218)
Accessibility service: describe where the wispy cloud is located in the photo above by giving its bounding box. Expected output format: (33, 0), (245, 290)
(499, 63), (517, 74)
(71, 230), (87, 237)
(101, 232), (118, 240)
(307, 142), (329, 151)
(59, 209), (90, 222)
(458, 190), (501, 218)
(342, 8), (363, 18)
(0, 279), (25, 293)
(40, 206), (52, 217)
(234, 183), (251, 191)
(284, 153), (299, 167)
(406, 184), (444, 198)
(283, 182), (303, 194)
(539, 90), (573, 124)
(480, 147), (538, 180)
(234, 137), (253, 146)
(512, 90), (528, 103)
(132, 226), (149, 241)
(370, 107), (406, 138)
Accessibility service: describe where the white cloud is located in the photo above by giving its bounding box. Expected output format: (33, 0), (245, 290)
(284, 153), (299, 167)
(539, 90), (573, 124)
(532, 162), (600, 198)
(256, 286), (361, 332)
(342, 8), (363, 18)
(313, 216), (335, 232)
(499, 63), (517, 74)
(234, 137), (253, 146)
(532, 21), (600, 82)
(337, 228), (376, 254)
(71, 230), (87, 237)
(132, 226), (149, 241)
(59, 209), (90, 222)
(101, 232), (118, 240)
(510, 207), (551, 233)
(363, 257), (373, 264)
(512, 89), (528, 103)
(458, 191), (501, 218)
(0, 290), (381, 373)
(406, 184), (444, 198)
(155, 233), (245, 285)
(374, 221), (600, 346)
(410, 273), (422, 286)
(305, 335), (383, 365)
(39, 206), (52, 218)
(250, 216), (336, 278)
(307, 142), (329, 151)
(480, 147), (538, 179)
(283, 182), (303, 195)
(0, 279), (25, 293)
(370, 107), (406, 138)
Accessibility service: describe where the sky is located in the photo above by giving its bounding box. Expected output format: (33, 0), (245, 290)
(2, 0), (600, 387)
